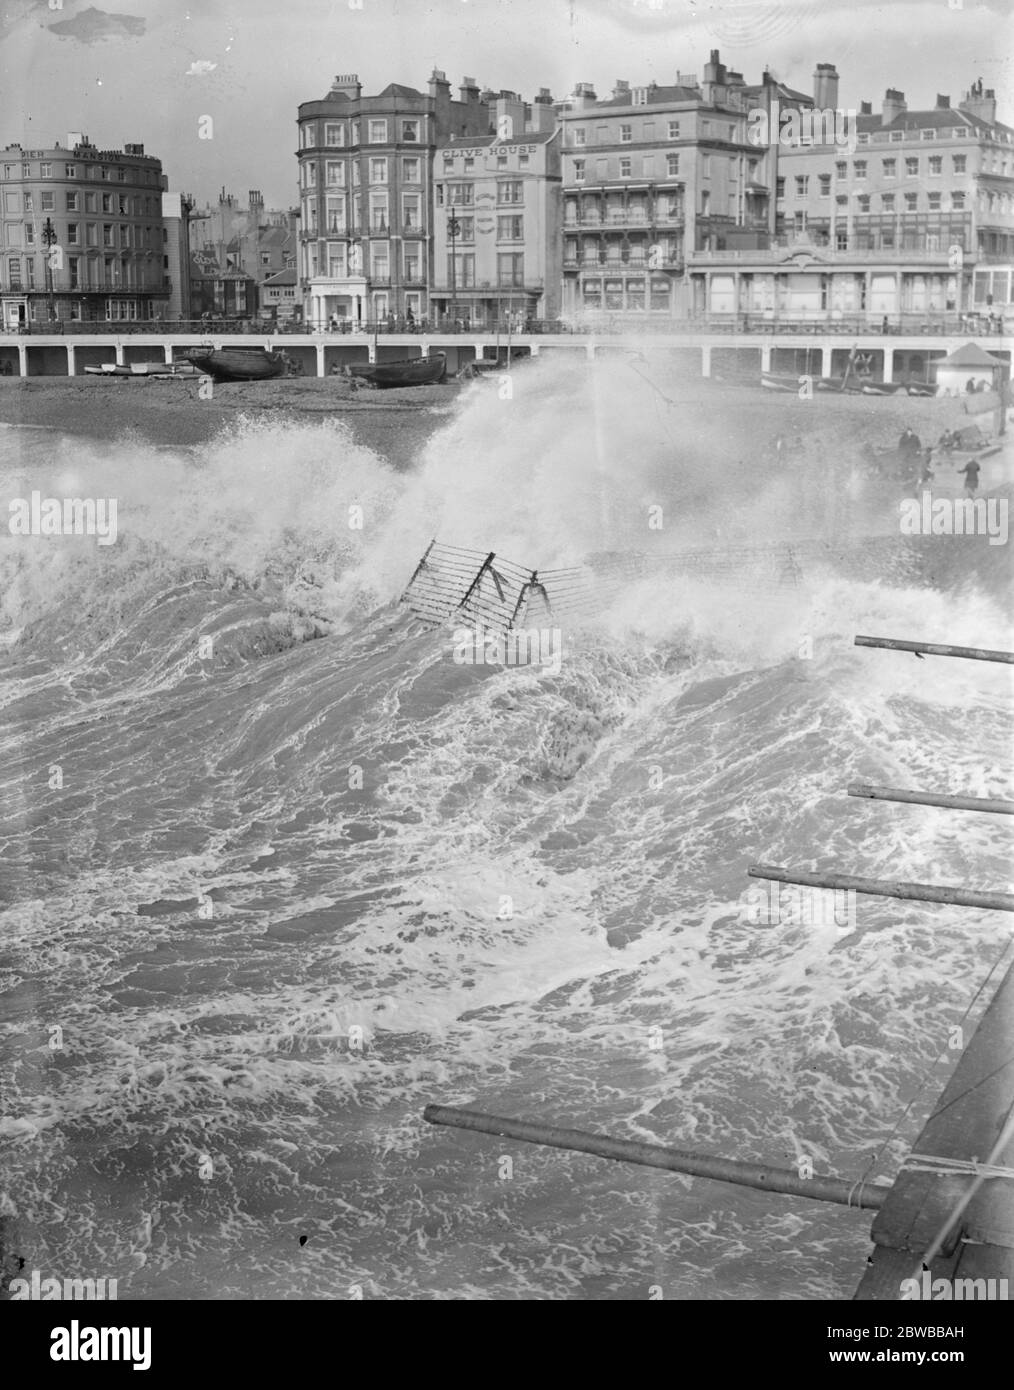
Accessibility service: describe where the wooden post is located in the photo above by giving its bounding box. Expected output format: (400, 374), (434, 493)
(459, 552), (497, 608)
(400, 539), (435, 601)
(507, 572), (539, 631)
(748, 864), (1014, 913)
(855, 635), (1014, 664)
(423, 1105), (889, 1210)
(848, 783), (1014, 816)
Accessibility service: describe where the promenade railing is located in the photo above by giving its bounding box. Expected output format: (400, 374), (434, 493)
(2, 314), (1007, 338)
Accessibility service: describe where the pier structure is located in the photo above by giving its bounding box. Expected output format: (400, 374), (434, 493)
(422, 630), (1014, 1300)
(0, 329), (1010, 384)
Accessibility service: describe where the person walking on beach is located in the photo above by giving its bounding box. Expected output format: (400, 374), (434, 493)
(897, 427), (922, 486)
(898, 427), (921, 457)
(957, 458), (981, 496)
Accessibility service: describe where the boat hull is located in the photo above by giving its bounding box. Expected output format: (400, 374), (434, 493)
(181, 347), (287, 382)
(760, 373), (860, 393)
(762, 373), (932, 397)
(84, 362), (201, 378)
(861, 381), (908, 396)
(347, 353), (446, 388)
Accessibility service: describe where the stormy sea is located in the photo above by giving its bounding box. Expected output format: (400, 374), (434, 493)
(1, 356), (1011, 1300)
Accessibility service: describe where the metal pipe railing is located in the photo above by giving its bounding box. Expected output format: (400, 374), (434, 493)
(855, 636), (1014, 664)
(423, 1105), (889, 1210)
(748, 864), (1014, 912)
(848, 783), (1014, 816)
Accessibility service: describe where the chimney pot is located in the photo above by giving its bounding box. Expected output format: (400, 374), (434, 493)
(881, 88), (906, 125)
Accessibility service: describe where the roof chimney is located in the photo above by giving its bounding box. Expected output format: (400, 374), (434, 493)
(860, 100), (872, 116)
(429, 68), (451, 127)
(330, 73), (361, 100)
(612, 79), (630, 101)
(459, 77), (480, 103)
(495, 95), (526, 140)
(936, 94), (951, 109)
(881, 88), (906, 126)
(703, 48), (726, 88)
(959, 79), (997, 125)
(570, 81), (597, 110)
(813, 63), (839, 110)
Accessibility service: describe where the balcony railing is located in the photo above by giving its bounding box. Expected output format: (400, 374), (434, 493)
(568, 253), (681, 270)
(690, 243), (975, 263)
(564, 212), (684, 229)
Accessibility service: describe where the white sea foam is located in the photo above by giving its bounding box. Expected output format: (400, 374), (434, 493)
(1, 364), (1011, 1301)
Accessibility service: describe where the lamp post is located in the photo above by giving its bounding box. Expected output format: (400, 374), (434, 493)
(42, 217), (58, 322)
(447, 209), (460, 328)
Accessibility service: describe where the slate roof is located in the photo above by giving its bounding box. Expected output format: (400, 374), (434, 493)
(942, 342), (1003, 366)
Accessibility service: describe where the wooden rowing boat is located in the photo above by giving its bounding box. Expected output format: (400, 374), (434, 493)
(180, 346), (288, 381)
(346, 353), (446, 389)
(84, 362), (202, 378)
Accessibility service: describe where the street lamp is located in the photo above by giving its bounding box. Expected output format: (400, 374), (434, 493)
(447, 209), (461, 327)
(42, 217), (58, 322)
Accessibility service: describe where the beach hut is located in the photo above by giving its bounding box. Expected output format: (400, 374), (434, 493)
(935, 341), (1003, 397)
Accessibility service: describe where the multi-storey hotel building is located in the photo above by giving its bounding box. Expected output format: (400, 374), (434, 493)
(0, 134), (168, 330)
(431, 93), (561, 327)
(559, 52), (787, 325)
(295, 72), (495, 328)
(695, 78), (1014, 325)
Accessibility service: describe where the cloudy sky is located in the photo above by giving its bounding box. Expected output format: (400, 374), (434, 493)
(2, 0), (1010, 208)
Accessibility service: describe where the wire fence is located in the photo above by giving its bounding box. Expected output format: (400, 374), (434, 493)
(401, 537), (931, 641)
(401, 540), (817, 639)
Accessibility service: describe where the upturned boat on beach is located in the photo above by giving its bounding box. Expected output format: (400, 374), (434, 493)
(84, 362), (203, 378)
(345, 353), (447, 389)
(760, 371), (861, 393)
(860, 380), (908, 396)
(761, 371), (934, 397)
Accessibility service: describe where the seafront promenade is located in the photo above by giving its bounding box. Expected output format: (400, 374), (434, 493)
(2, 328), (1011, 383)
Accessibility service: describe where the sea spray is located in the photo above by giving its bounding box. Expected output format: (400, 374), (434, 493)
(1, 362), (1011, 1302)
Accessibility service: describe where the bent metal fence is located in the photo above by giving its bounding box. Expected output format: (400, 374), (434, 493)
(401, 540), (810, 639)
(400, 537), (928, 640)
